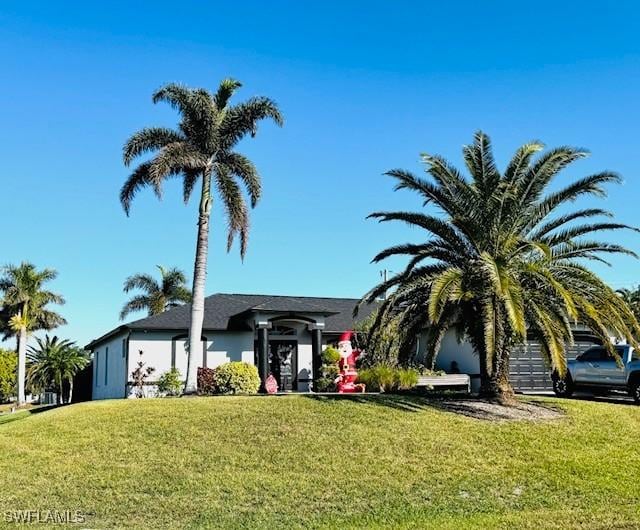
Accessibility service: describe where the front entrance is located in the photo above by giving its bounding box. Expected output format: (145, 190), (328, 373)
(269, 340), (298, 391)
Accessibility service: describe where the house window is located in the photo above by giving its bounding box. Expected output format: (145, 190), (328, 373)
(95, 352), (99, 387)
(104, 347), (109, 386)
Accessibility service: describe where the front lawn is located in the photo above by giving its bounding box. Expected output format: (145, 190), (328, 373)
(0, 395), (638, 528)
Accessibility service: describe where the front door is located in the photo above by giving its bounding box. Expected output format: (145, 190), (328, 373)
(269, 340), (298, 391)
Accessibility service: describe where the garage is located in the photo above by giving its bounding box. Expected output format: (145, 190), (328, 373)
(510, 334), (601, 393)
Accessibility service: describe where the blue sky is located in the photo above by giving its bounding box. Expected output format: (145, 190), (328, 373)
(2, 1), (640, 346)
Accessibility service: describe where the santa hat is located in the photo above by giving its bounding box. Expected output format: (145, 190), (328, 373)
(338, 331), (353, 343)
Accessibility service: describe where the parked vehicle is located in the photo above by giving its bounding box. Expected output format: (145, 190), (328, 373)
(552, 345), (640, 403)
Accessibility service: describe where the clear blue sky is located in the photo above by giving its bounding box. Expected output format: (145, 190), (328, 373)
(2, 1), (640, 346)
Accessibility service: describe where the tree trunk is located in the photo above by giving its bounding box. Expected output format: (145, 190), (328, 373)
(58, 379), (64, 405)
(184, 170), (212, 394)
(68, 379), (74, 404)
(16, 325), (27, 406)
(479, 345), (515, 404)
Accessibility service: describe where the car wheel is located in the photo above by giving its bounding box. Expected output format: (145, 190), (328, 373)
(552, 372), (574, 398)
(629, 380), (640, 404)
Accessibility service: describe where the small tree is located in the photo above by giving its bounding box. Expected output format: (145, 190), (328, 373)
(27, 336), (88, 404)
(130, 350), (155, 398)
(0, 348), (17, 402)
(314, 346), (341, 392)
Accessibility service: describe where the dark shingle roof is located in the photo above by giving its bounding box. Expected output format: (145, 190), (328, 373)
(86, 293), (377, 349)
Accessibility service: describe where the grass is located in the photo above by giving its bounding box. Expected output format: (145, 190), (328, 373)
(0, 395), (638, 529)
(0, 410), (31, 425)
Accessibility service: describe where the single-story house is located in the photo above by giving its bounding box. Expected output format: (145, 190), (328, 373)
(85, 293), (377, 399)
(86, 292), (602, 399)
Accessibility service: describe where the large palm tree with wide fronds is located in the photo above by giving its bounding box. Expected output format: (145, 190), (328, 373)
(358, 132), (640, 401)
(0, 263), (66, 405)
(27, 335), (88, 404)
(121, 78), (283, 392)
(120, 265), (192, 320)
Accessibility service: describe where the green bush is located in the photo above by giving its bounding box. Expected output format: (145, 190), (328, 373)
(357, 364), (419, 393)
(0, 349), (17, 402)
(358, 364), (395, 392)
(213, 362), (260, 395)
(314, 346), (341, 392)
(157, 368), (183, 396)
(314, 376), (336, 392)
(322, 346), (341, 365)
(395, 368), (419, 390)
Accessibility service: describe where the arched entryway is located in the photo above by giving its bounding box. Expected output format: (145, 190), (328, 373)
(255, 315), (323, 392)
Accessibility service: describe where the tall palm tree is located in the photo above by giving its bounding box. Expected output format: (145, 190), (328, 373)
(358, 132), (640, 401)
(120, 78), (282, 392)
(120, 265), (192, 320)
(27, 335), (88, 404)
(0, 263), (66, 405)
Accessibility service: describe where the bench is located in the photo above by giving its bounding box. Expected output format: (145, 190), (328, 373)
(416, 374), (471, 393)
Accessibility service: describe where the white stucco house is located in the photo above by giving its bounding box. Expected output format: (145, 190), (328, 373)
(86, 292), (603, 399)
(85, 293), (378, 399)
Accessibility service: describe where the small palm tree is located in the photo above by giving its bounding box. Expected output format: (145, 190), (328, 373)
(121, 78), (282, 392)
(0, 263), (66, 405)
(617, 287), (640, 322)
(27, 335), (88, 404)
(359, 132), (640, 401)
(120, 265), (191, 320)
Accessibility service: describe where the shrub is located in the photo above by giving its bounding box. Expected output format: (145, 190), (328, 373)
(130, 350), (155, 398)
(0, 349), (17, 402)
(357, 364), (396, 392)
(322, 346), (341, 365)
(395, 367), (419, 390)
(197, 367), (216, 395)
(157, 368), (183, 396)
(357, 364), (419, 393)
(314, 346), (341, 392)
(212, 362), (260, 395)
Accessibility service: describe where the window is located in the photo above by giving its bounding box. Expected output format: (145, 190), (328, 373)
(578, 348), (606, 362)
(104, 347), (109, 386)
(95, 352), (99, 387)
(614, 346), (629, 362)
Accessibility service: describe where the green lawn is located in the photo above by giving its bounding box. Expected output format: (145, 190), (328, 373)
(0, 395), (638, 529)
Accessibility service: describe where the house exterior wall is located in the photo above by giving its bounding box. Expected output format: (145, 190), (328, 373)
(92, 331), (128, 400)
(125, 330), (255, 398)
(91, 316), (328, 399)
(417, 329), (482, 392)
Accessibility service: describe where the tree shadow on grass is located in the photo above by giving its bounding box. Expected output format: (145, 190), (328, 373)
(303, 393), (564, 421)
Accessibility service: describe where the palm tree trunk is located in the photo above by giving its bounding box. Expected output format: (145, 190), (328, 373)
(184, 170), (213, 394)
(16, 325), (27, 406)
(68, 379), (74, 404)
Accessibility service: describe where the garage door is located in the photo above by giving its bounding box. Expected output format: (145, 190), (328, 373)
(510, 339), (599, 392)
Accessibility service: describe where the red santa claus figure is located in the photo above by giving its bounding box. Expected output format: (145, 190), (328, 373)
(335, 331), (366, 393)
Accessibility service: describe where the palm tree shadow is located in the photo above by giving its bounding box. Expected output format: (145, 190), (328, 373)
(304, 393), (447, 414)
(304, 393), (562, 421)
